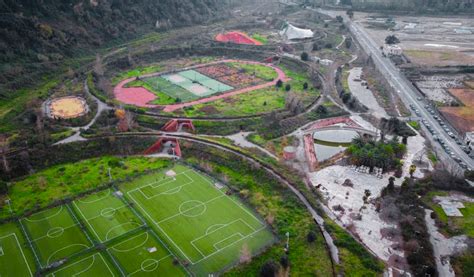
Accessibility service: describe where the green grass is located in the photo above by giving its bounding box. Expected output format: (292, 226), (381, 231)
(21, 206), (93, 267)
(251, 34), (268, 44)
(122, 164), (274, 275)
(408, 121), (421, 130)
(324, 220), (385, 276)
(422, 191), (474, 238)
(48, 252), (118, 277)
(108, 231), (186, 276)
(177, 65), (319, 117)
(112, 65), (164, 85)
(1, 156), (171, 220)
(228, 62), (277, 81)
(0, 222), (36, 276)
(72, 189), (143, 242)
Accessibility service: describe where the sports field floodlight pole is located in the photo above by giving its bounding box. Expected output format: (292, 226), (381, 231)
(108, 167), (112, 182)
(285, 232), (290, 252)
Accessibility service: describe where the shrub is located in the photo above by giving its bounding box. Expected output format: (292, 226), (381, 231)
(300, 52), (309, 61)
(260, 260), (279, 277)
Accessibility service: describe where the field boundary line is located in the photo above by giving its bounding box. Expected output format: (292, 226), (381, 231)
(190, 219), (241, 244)
(18, 219), (43, 268)
(46, 243), (90, 266)
(193, 226), (266, 265)
(127, 191), (193, 263)
(0, 233), (33, 277)
(66, 204), (95, 245)
(23, 206), (64, 223)
(156, 194), (225, 224)
(73, 201), (103, 242)
(30, 223), (79, 242)
(197, 172), (265, 226)
(98, 253), (117, 277)
(108, 232), (149, 253)
(127, 254), (173, 276)
(213, 233), (244, 250)
(77, 189), (112, 204)
(131, 173), (194, 200)
(51, 254), (96, 277)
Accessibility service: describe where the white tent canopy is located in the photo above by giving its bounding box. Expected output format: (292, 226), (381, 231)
(280, 22), (314, 40)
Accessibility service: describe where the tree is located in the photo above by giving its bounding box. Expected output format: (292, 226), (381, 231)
(336, 15), (343, 23)
(345, 37), (352, 48)
(93, 53), (104, 77)
(307, 231), (317, 243)
(346, 9), (354, 19)
(300, 52), (309, 61)
(303, 82), (309, 90)
(385, 35), (400, 45)
(409, 164), (416, 178)
(285, 84), (291, 92)
(387, 177), (395, 193)
(316, 105), (327, 114)
(312, 42), (320, 51)
(260, 260), (279, 277)
(0, 181), (7, 195)
(276, 79), (283, 88)
(280, 254), (289, 269)
(239, 243), (252, 264)
(0, 135), (10, 173)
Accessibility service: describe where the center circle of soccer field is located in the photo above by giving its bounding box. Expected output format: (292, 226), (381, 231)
(100, 207), (117, 218)
(178, 200), (207, 217)
(141, 259), (159, 272)
(47, 227), (64, 238)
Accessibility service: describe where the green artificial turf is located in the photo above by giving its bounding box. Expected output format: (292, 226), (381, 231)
(0, 223), (36, 276)
(48, 253), (118, 277)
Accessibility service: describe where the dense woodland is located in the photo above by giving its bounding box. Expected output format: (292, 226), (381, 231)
(0, 0), (227, 90)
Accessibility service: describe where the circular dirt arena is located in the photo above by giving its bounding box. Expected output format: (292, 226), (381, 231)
(46, 96), (88, 119)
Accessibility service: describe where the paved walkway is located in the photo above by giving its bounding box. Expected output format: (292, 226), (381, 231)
(113, 59), (290, 112)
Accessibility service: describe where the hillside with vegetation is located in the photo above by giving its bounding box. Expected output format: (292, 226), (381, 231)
(0, 0), (227, 91)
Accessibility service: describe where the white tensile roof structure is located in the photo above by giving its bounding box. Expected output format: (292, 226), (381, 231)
(280, 22), (314, 40)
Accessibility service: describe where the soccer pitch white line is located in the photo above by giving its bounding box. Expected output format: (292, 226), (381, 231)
(0, 233), (33, 277)
(156, 195), (224, 224)
(136, 169), (194, 190)
(29, 223), (79, 243)
(196, 172), (265, 226)
(192, 226), (266, 265)
(213, 233), (244, 250)
(108, 232), (149, 253)
(76, 189), (112, 204)
(46, 243), (90, 266)
(73, 202), (143, 243)
(127, 254), (173, 276)
(127, 192), (194, 263)
(131, 176), (194, 201)
(23, 206), (64, 222)
(50, 253), (115, 277)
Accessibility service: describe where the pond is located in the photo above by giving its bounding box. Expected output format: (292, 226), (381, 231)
(313, 129), (358, 161)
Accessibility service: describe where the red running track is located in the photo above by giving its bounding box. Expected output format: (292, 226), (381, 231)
(113, 59), (290, 112)
(215, 31), (263, 46)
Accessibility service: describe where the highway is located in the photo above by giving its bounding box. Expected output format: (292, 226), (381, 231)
(316, 8), (474, 169)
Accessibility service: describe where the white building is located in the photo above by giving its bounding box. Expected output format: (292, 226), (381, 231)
(280, 22), (314, 41)
(383, 44), (403, 56)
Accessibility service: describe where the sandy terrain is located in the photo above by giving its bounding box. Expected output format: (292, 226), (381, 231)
(49, 96), (88, 119)
(440, 88), (474, 133)
(353, 12), (474, 66)
(348, 67), (388, 118)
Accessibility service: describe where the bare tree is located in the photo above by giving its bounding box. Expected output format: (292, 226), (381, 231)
(0, 135), (10, 173)
(93, 53), (104, 77)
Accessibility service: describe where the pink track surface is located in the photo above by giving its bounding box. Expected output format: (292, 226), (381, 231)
(215, 31), (263, 45)
(113, 59), (290, 111)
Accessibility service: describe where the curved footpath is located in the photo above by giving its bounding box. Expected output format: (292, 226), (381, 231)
(113, 59), (290, 112)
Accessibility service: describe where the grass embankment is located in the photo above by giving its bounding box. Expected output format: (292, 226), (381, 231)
(408, 121), (421, 130)
(111, 64), (163, 85)
(421, 191), (474, 238)
(178, 65), (319, 117)
(251, 34), (268, 44)
(0, 156), (171, 220)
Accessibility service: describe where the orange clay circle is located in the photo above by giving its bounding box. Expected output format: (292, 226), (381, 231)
(49, 97), (87, 119)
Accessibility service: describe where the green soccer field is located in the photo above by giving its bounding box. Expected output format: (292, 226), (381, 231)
(47, 252), (117, 277)
(73, 189), (144, 242)
(0, 223), (35, 276)
(21, 206), (93, 267)
(107, 231), (187, 276)
(124, 164), (274, 275)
